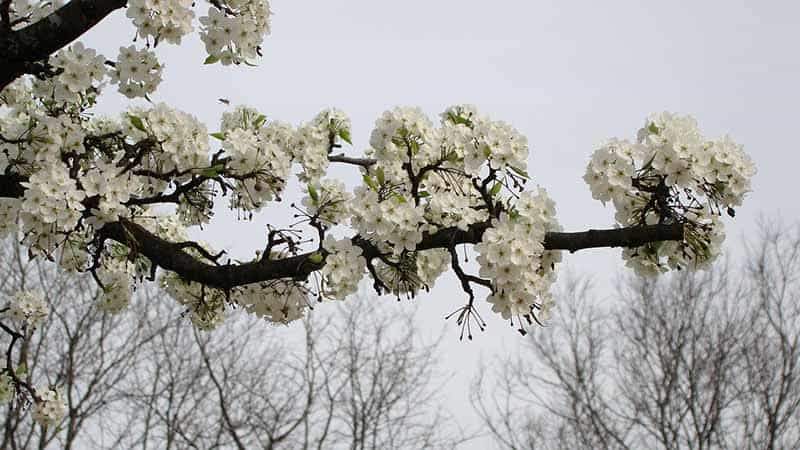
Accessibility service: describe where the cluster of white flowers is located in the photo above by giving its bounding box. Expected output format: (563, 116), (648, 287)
(96, 259), (134, 313)
(223, 126), (291, 210)
(425, 191), (486, 231)
(32, 42), (107, 104)
(31, 388), (67, 427)
(126, 0), (194, 45)
(199, 0), (272, 65)
(350, 186), (426, 255)
(127, 103), (210, 184)
(415, 248), (450, 290)
(301, 179), (352, 225)
(111, 46), (163, 99)
(162, 272), (227, 330)
(20, 162), (85, 253)
(584, 112), (756, 274)
(7, 291), (49, 328)
(235, 280), (308, 323)
(288, 109), (350, 182)
(320, 237), (365, 300)
(476, 188), (561, 322)
(81, 160), (142, 225)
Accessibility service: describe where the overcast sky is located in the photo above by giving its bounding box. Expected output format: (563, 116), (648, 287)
(80, 0), (800, 447)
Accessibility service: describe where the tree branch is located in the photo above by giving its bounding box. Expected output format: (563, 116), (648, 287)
(0, 0), (128, 90)
(0, 173), (684, 291)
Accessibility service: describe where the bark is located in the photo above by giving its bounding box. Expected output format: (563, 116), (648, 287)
(0, 0), (128, 90)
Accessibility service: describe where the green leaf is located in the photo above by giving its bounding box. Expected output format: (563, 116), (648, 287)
(394, 194), (407, 203)
(648, 123), (660, 134)
(200, 167), (220, 178)
(210, 132), (227, 141)
(376, 167), (385, 185)
(509, 165), (530, 179)
(252, 114), (267, 128)
(204, 55), (219, 65)
(15, 363), (26, 377)
(362, 174), (378, 191)
(339, 128), (353, 145)
(128, 115), (146, 132)
(417, 191), (430, 198)
(308, 185), (319, 202)
(490, 182), (502, 197)
(309, 252), (324, 264)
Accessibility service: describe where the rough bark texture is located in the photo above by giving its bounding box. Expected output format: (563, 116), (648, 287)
(0, 173), (684, 290)
(0, 0), (128, 90)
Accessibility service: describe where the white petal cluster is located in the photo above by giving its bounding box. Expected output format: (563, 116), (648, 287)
(20, 162), (85, 252)
(235, 280), (307, 324)
(7, 291), (49, 328)
(199, 0), (272, 65)
(301, 179), (352, 225)
(350, 187), (425, 255)
(111, 46), (163, 99)
(81, 160), (142, 225)
(223, 127), (290, 210)
(289, 109), (350, 182)
(97, 259), (134, 313)
(584, 112), (756, 273)
(415, 248), (450, 289)
(127, 103), (210, 182)
(476, 188), (560, 321)
(126, 0), (195, 45)
(31, 388), (67, 428)
(320, 237), (365, 300)
(32, 42), (107, 104)
(162, 272), (227, 330)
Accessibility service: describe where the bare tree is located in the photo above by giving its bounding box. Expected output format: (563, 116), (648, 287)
(474, 221), (800, 450)
(0, 238), (173, 449)
(1, 236), (466, 449)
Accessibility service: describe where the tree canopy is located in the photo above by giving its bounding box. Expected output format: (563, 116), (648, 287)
(0, 0), (755, 427)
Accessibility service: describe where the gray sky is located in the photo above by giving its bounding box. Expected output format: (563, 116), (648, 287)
(83, 0), (800, 447)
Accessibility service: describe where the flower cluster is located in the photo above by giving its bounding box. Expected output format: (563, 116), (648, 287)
(31, 388), (67, 427)
(301, 179), (352, 225)
(32, 42), (107, 104)
(127, 103), (211, 185)
(476, 188), (561, 323)
(96, 259), (135, 313)
(584, 112), (756, 274)
(7, 291), (49, 328)
(235, 280), (308, 324)
(199, 0), (272, 65)
(126, 0), (195, 45)
(162, 272), (227, 330)
(290, 109), (351, 182)
(20, 162), (85, 254)
(350, 186), (426, 255)
(320, 237), (365, 300)
(111, 46), (163, 99)
(223, 125), (291, 211)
